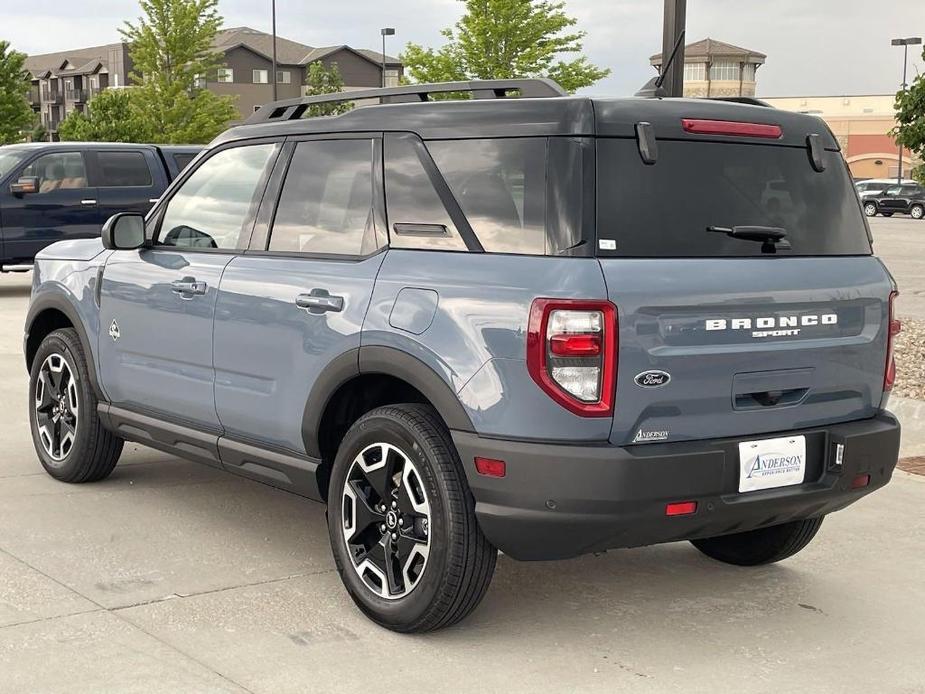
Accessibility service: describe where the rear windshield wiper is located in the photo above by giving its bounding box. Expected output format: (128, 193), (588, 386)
(706, 225), (791, 251)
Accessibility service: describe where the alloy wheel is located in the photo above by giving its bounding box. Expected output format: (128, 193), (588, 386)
(34, 353), (79, 462)
(912, 206), (924, 220)
(864, 203), (877, 217)
(341, 442), (431, 600)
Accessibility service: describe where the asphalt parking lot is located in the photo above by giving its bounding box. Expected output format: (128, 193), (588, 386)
(1, 217), (924, 693)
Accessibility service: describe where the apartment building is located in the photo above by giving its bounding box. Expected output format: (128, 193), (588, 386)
(24, 27), (403, 137)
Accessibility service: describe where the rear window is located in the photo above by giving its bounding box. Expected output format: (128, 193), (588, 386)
(173, 152), (196, 172)
(597, 139), (871, 257)
(97, 151), (152, 187)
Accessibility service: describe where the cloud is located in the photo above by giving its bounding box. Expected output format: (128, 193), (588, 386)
(6, 0), (924, 97)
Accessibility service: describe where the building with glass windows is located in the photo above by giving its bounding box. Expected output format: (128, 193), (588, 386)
(649, 38), (766, 98)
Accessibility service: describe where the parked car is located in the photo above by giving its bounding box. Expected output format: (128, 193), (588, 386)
(862, 183), (925, 219)
(855, 178), (917, 199)
(24, 80), (901, 633)
(0, 142), (201, 271)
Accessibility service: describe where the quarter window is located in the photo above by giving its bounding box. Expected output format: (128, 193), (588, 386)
(21, 152), (88, 192)
(384, 136), (467, 252)
(158, 144), (276, 250)
(96, 151), (152, 187)
(268, 139), (380, 255)
(428, 138), (547, 255)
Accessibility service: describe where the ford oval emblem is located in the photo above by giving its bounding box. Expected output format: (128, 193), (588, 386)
(634, 370), (671, 388)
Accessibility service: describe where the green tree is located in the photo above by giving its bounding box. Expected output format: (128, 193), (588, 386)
(0, 41), (35, 144)
(304, 61), (353, 117)
(58, 88), (152, 142)
(120, 0), (237, 143)
(400, 0), (610, 94)
(894, 44), (925, 179)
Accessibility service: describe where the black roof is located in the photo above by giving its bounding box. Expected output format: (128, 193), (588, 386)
(215, 95), (839, 150)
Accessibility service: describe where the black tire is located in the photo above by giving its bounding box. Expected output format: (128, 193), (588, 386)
(327, 404), (496, 632)
(911, 204), (924, 220)
(691, 516), (824, 566)
(881, 212), (894, 217)
(28, 328), (123, 483)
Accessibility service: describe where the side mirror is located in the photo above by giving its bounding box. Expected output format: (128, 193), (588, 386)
(10, 176), (39, 196)
(101, 213), (146, 250)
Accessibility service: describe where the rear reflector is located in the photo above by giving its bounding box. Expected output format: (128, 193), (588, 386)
(681, 118), (782, 139)
(851, 473), (871, 489)
(474, 457), (506, 478)
(884, 290), (901, 393)
(665, 501), (697, 517)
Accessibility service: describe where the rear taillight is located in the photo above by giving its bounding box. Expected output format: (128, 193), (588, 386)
(526, 299), (617, 417)
(681, 118), (782, 139)
(884, 290), (901, 393)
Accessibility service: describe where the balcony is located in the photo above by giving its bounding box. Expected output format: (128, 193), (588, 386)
(66, 87), (99, 102)
(29, 86), (41, 108)
(41, 88), (63, 104)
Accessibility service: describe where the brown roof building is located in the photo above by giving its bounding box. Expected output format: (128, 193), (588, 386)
(24, 27), (403, 138)
(649, 38), (766, 98)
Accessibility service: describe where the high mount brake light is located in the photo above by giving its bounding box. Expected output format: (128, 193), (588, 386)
(526, 299), (617, 417)
(681, 118), (783, 139)
(884, 290), (901, 393)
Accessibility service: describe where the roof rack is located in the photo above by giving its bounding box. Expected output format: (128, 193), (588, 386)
(705, 96), (774, 108)
(246, 78), (567, 124)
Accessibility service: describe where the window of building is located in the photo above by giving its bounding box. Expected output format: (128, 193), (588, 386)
(276, 70), (291, 84)
(384, 135), (468, 252)
(428, 138), (547, 255)
(21, 152), (88, 192)
(158, 144), (276, 250)
(193, 73), (207, 89)
(96, 151), (153, 187)
(742, 63), (756, 82)
(252, 69), (269, 84)
(268, 139), (380, 256)
(683, 62), (706, 81)
(217, 68), (233, 83)
(709, 60), (740, 81)
(384, 68), (400, 87)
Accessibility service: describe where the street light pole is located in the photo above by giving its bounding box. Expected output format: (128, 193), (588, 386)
(271, 0), (278, 101)
(891, 36), (922, 183)
(381, 28), (396, 88)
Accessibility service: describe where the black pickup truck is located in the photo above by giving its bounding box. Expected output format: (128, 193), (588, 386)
(0, 142), (201, 270)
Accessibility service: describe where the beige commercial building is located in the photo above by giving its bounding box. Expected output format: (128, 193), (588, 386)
(763, 94), (915, 179)
(650, 38), (766, 98)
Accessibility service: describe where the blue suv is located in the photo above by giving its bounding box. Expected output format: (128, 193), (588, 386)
(23, 80), (901, 632)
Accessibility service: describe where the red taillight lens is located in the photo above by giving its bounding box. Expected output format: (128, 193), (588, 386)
(884, 290), (901, 393)
(526, 299), (617, 417)
(851, 473), (871, 489)
(681, 118), (782, 139)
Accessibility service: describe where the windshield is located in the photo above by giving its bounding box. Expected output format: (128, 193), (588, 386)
(596, 139), (871, 257)
(0, 149), (29, 181)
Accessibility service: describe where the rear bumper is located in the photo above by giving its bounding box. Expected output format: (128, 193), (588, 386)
(451, 413), (900, 560)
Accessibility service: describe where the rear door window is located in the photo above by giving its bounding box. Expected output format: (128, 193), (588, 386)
(596, 139), (871, 257)
(95, 151), (153, 187)
(268, 139), (382, 256)
(428, 139), (546, 254)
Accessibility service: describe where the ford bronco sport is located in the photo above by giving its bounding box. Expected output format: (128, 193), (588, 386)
(23, 79), (901, 633)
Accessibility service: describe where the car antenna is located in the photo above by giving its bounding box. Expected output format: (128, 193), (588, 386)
(635, 30), (686, 98)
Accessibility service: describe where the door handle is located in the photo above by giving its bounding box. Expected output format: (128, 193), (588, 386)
(80, 199), (97, 205)
(171, 278), (208, 296)
(296, 289), (344, 314)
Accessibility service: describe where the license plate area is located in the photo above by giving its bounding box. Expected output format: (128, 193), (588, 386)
(738, 435), (807, 493)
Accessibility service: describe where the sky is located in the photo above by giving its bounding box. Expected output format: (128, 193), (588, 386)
(5, 0), (925, 97)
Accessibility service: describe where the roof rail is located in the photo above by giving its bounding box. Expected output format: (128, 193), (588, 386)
(705, 96), (774, 108)
(245, 78), (567, 124)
